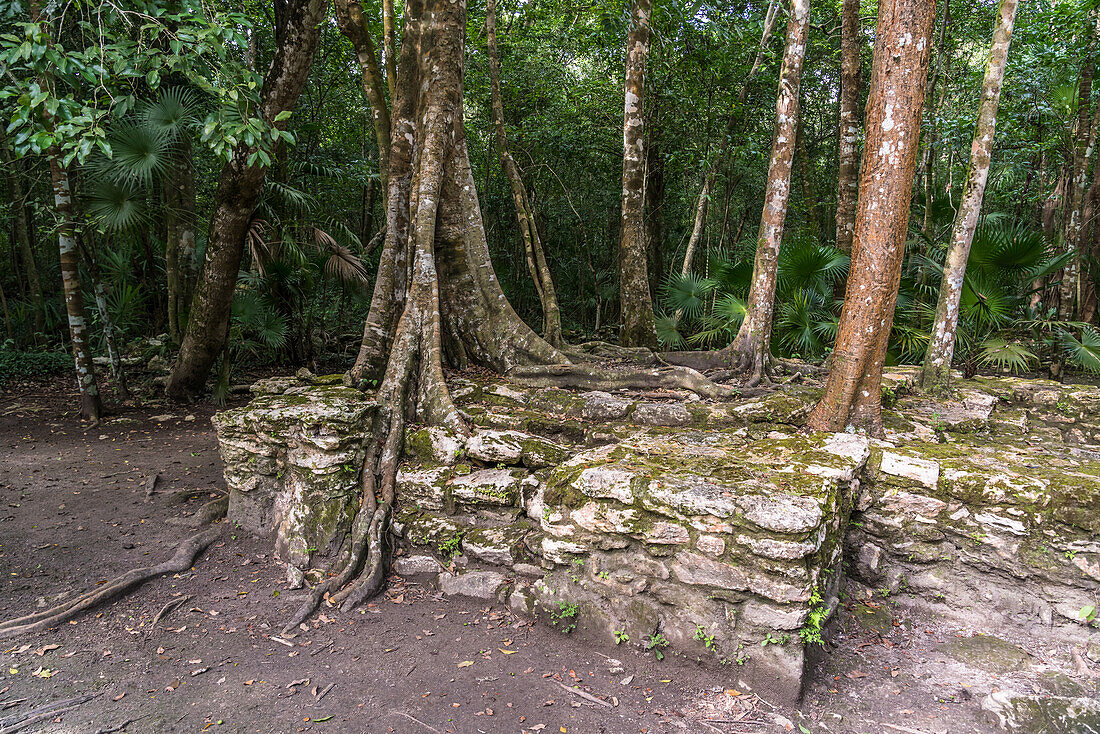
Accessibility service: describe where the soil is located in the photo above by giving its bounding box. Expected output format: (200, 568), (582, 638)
(1, 378), (1095, 734)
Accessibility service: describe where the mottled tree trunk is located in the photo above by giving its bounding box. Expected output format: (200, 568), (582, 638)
(166, 0), (327, 401)
(618, 0), (657, 348)
(49, 156), (102, 421)
(680, 0), (780, 277)
(807, 0), (935, 435)
(725, 0), (810, 383)
(1, 129), (45, 336)
(1061, 12), (1100, 321)
(486, 0), (562, 346)
(382, 0), (397, 99)
(835, 0), (862, 254)
(921, 0), (1018, 393)
(335, 0), (391, 199)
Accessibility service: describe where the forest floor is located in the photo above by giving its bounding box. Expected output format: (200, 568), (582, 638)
(0, 378), (1087, 734)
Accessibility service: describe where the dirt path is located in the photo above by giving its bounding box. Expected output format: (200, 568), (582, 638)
(1, 382), (1088, 733)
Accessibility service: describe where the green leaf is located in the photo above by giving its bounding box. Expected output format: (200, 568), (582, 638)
(274, 110), (293, 122)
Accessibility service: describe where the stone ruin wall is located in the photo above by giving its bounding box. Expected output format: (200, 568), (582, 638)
(211, 370), (1100, 702)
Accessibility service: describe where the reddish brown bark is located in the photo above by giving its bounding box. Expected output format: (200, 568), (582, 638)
(807, 0), (935, 435)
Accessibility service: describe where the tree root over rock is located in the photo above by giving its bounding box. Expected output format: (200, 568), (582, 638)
(0, 525), (224, 640)
(507, 363), (739, 399)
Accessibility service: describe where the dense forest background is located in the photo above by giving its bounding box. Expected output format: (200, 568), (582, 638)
(3, 0), (1099, 400)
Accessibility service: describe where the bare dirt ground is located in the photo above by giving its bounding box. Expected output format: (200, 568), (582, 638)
(1, 379), (1094, 734)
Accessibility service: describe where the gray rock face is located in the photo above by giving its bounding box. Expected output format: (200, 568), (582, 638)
(439, 570), (509, 600)
(393, 555), (443, 576)
(981, 690), (1100, 733)
(580, 391), (632, 420)
(215, 370), (1100, 707)
(212, 378), (374, 574)
(632, 402), (692, 426)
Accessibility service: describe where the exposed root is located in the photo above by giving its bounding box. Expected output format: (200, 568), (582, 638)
(507, 363), (739, 399)
(0, 526), (224, 640)
(0, 693), (100, 734)
(561, 341), (659, 364)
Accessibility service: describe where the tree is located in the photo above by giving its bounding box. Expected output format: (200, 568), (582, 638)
(807, 0), (936, 435)
(920, 0), (1020, 393)
(486, 0), (563, 346)
(618, 0), (658, 349)
(166, 0), (328, 400)
(724, 0), (810, 383)
(1060, 11), (1100, 322)
(289, 0), (734, 626)
(0, 131), (45, 338)
(679, 0), (780, 279)
(333, 0), (391, 199)
(835, 0), (861, 254)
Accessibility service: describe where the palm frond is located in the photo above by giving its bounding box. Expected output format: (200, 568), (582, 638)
(978, 338), (1037, 373)
(1062, 326), (1100, 373)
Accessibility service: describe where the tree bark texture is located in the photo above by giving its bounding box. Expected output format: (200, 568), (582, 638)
(165, 0), (328, 400)
(618, 0), (658, 348)
(725, 0), (810, 382)
(334, 0), (392, 198)
(835, 0), (862, 253)
(486, 0), (563, 346)
(807, 0), (935, 435)
(680, 0), (780, 277)
(921, 0), (1018, 393)
(49, 155), (103, 421)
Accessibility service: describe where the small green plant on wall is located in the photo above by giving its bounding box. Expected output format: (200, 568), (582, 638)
(643, 633), (669, 660)
(550, 601), (578, 633)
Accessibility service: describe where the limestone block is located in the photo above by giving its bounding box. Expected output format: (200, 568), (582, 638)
(439, 570), (510, 600)
(405, 427), (466, 465)
(631, 402), (692, 426)
(450, 468), (530, 507)
(580, 391), (632, 420)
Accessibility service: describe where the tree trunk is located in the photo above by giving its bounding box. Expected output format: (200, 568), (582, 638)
(0, 131), (46, 336)
(335, 0), (392, 199)
(382, 0), (397, 99)
(835, 0), (861, 253)
(166, 0), (328, 401)
(165, 137), (197, 344)
(49, 155), (103, 421)
(920, 0), (1018, 393)
(617, 0), (658, 348)
(1061, 11), (1100, 321)
(681, 0), (780, 277)
(807, 0), (935, 435)
(80, 234), (130, 401)
(920, 0), (950, 236)
(486, 0), (563, 346)
(725, 0), (810, 383)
